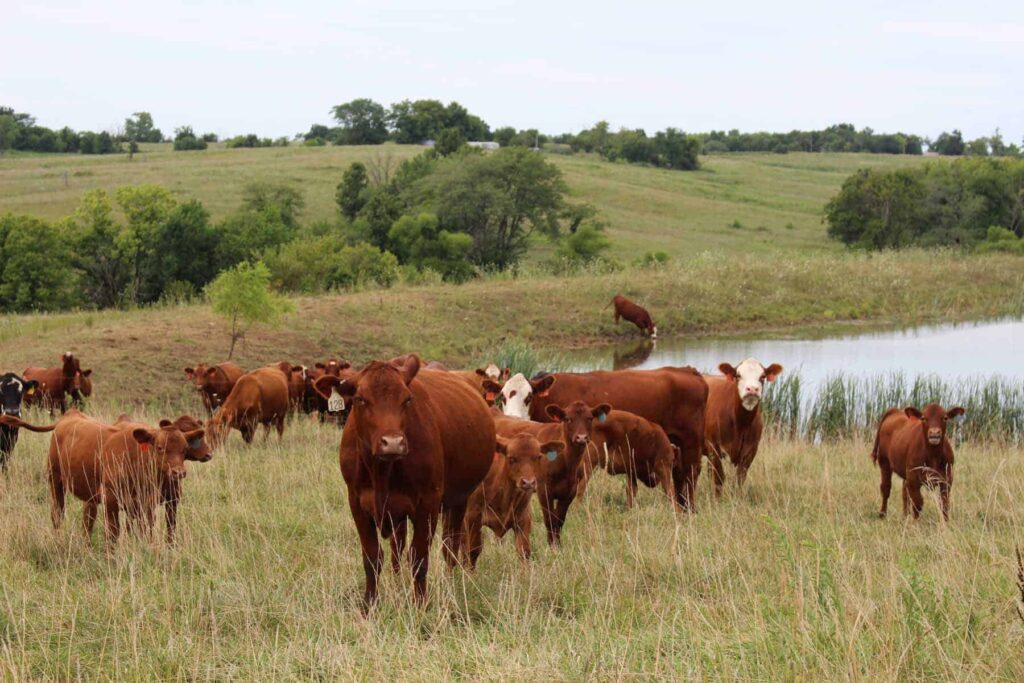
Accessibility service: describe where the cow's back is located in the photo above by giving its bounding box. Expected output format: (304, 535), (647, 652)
(23, 367), (62, 402)
(49, 411), (109, 501)
(229, 368), (290, 419)
(874, 409), (911, 474)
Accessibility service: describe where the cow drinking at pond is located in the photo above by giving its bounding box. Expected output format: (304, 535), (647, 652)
(313, 355), (495, 608)
(870, 403), (965, 521)
(610, 295), (657, 339)
(184, 362), (243, 415)
(703, 359), (783, 496)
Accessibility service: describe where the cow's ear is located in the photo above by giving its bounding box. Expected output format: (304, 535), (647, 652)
(719, 363), (738, 380)
(23, 380), (38, 396)
(392, 355), (421, 385)
(475, 368), (488, 377)
(531, 375), (555, 398)
(338, 361), (352, 370)
(482, 380), (503, 404)
(131, 428), (154, 445)
(159, 419), (173, 428)
(495, 436), (509, 455)
(184, 428), (205, 443)
(291, 365), (305, 373)
(184, 367), (195, 377)
(546, 405), (566, 422)
(314, 362), (326, 370)
(81, 369), (92, 377)
(946, 406), (965, 419)
(501, 367), (511, 382)
(206, 367), (219, 377)
(540, 440), (565, 457)
(904, 407), (923, 419)
(313, 375), (353, 401)
(764, 364), (783, 382)
(592, 404), (612, 421)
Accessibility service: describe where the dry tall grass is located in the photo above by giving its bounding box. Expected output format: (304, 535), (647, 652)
(0, 406), (1020, 679)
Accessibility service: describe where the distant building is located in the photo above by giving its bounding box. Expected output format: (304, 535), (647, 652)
(468, 141), (500, 150)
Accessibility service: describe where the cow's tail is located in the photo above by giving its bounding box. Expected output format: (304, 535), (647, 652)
(0, 415), (57, 432)
(869, 419), (884, 467)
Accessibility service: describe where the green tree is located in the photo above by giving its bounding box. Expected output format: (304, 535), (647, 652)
(351, 190), (402, 251)
(389, 99), (448, 143)
(0, 215), (79, 312)
(825, 168), (926, 248)
(388, 213), (474, 281)
(931, 130), (965, 156)
(240, 182), (304, 230)
(330, 98), (389, 145)
(70, 189), (129, 307)
(493, 126), (516, 147)
(557, 224), (611, 263)
(206, 261), (293, 359)
(173, 126), (207, 151)
(138, 200), (220, 301)
(124, 112), (163, 143)
(336, 162), (369, 220)
(114, 185), (177, 302)
(0, 115), (18, 156)
(434, 127), (466, 157)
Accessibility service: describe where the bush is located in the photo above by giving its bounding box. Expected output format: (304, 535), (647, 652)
(173, 126), (207, 151)
(303, 137), (326, 146)
(0, 214), (80, 312)
(976, 226), (1024, 255)
(636, 251), (671, 267)
(701, 140), (729, 154)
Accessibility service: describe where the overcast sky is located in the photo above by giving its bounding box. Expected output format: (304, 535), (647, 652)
(3, 0), (1022, 143)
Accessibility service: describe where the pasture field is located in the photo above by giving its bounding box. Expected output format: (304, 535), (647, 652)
(0, 408), (1020, 680)
(0, 144), (930, 260)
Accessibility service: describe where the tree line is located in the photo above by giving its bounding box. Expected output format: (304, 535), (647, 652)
(825, 157), (1024, 252)
(0, 144), (613, 314)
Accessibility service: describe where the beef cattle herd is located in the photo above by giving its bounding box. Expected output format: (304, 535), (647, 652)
(0, 296), (968, 610)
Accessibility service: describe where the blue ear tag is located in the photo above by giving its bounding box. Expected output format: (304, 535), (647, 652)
(598, 413), (607, 423)
(547, 450), (558, 461)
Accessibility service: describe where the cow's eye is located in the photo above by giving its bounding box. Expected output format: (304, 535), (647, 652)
(403, 397), (412, 407)
(524, 394), (532, 404)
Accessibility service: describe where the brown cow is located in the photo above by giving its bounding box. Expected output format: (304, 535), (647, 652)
(158, 415), (213, 544)
(610, 295), (657, 338)
(703, 359), (783, 495)
(507, 368), (707, 511)
(47, 410), (198, 546)
(494, 400), (610, 546)
(206, 366), (290, 447)
(462, 434), (561, 567)
(577, 410), (678, 509)
(23, 352), (92, 414)
(313, 355), (495, 607)
(871, 403), (965, 521)
(184, 362), (244, 415)
(269, 361), (308, 410)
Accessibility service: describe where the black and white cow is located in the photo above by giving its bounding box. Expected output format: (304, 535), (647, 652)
(0, 373), (39, 473)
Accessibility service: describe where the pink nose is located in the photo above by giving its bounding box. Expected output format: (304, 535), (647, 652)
(378, 435), (408, 456)
(572, 433), (590, 444)
(745, 387), (759, 395)
(519, 477), (537, 491)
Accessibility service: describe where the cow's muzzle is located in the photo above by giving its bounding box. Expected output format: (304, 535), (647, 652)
(169, 468), (187, 481)
(376, 434), (408, 460)
(518, 477), (537, 492)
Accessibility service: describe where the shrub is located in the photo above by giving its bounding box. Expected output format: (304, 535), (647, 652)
(173, 126), (207, 151)
(636, 250), (671, 267)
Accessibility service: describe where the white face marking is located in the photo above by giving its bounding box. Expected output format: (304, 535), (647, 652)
(501, 373), (533, 419)
(484, 363), (501, 380)
(733, 358), (767, 411)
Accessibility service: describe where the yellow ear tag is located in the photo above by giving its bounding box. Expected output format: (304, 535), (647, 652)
(26, 387), (35, 396)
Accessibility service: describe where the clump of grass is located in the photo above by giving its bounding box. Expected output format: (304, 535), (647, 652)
(729, 219), (744, 229)
(763, 372), (801, 439)
(481, 339), (569, 378)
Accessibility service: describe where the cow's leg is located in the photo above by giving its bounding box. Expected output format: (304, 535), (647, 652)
(350, 503), (382, 612)
(409, 509), (436, 604)
(275, 414), (286, 440)
(82, 500), (98, 540)
(514, 510), (532, 561)
(240, 423), (255, 444)
(539, 495), (560, 546)
(901, 483), (910, 516)
(625, 474), (638, 509)
(49, 467), (66, 530)
(463, 514), (483, 569)
(390, 518), (407, 574)
(441, 503), (468, 568)
(708, 450), (725, 498)
(165, 498), (178, 545)
(547, 497), (573, 545)
(655, 457), (676, 510)
(736, 464), (750, 489)
(103, 498), (121, 550)
(907, 480), (925, 519)
(878, 460), (893, 518)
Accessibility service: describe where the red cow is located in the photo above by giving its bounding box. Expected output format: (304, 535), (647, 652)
(206, 367), (290, 447)
(313, 355), (495, 608)
(507, 368), (707, 511)
(462, 434), (561, 567)
(610, 295), (657, 338)
(871, 403), (965, 521)
(703, 359), (783, 495)
(23, 352), (92, 414)
(494, 400), (610, 546)
(158, 415), (213, 544)
(184, 362), (244, 415)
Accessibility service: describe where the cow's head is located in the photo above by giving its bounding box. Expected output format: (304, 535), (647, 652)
(184, 364), (212, 391)
(61, 352), (81, 379)
(315, 359), (351, 377)
(499, 373), (555, 419)
(160, 415), (213, 462)
(719, 359), (783, 411)
(496, 434), (561, 492)
(315, 355), (421, 461)
(132, 425), (197, 481)
(0, 373), (37, 418)
(477, 364), (511, 383)
(545, 401), (611, 446)
(905, 404), (965, 447)
(204, 409), (231, 449)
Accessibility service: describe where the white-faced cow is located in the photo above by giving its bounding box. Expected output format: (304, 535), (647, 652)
(0, 373), (41, 473)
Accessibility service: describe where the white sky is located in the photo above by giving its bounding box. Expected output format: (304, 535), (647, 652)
(3, 0), (1022, 143)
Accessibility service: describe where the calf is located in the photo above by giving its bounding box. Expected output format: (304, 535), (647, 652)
(184, 362), (244, 415)
(578, 410), (678, 509)
(306, 359), (353, 421)
(23, 352), (92, 414)
(313, 355), (495, 607)
(494, 400), (610, 546)
(0, 372), (40, 472)
(206, 366), (290, 447)
(463, 434), (561, 567)
(871, 403), (965, 521)
(158, 415), (213, 544)
(610, 295), (657, 339)
(703, 359), (783, 495)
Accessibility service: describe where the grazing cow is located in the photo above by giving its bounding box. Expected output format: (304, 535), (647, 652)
(184, 362), (244, 415)
(703, 359), (783, 495)
(306, 359), (354, 421)
(23, 352), (92, 414)
(47, 410), (198, 546)
(269, 361), (308, 410)
(494, 400), (610, 546)
(206, 367), (290, 447)
(313, 355), (495, 607)
(0, 373), (40, 472)
(515, 368), (708, 511)
(578, 410), (678, 509)
(871, 403), (965, 521)
(610, 295), (657, 339)
(462, 434), (561, 567)
(158, 415), (212, 544)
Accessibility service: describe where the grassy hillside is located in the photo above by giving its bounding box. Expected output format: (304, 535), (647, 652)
(0, 250), (1019, 408)
(1, 412), (1019, 679)
(0, 144), (929, 260)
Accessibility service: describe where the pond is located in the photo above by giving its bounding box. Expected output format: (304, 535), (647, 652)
(563, 317), (1024, 394)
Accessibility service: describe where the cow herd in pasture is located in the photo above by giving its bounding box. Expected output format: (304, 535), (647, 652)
(0, 295), (967, 610)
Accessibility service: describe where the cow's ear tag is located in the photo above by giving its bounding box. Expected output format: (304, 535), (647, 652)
(328, 387), (345, 413)
(546, 450), (558, 461)
(598, 413), (607, 423)
(538, 389), (550, 398)
(188, 437), (203, 450)
(139, 442), (151, 454)
(25, 387), (35, 396)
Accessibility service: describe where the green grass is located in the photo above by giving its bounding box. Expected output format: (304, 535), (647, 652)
(0, 144), (931, 260)
(1, 407), (1020, 679)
